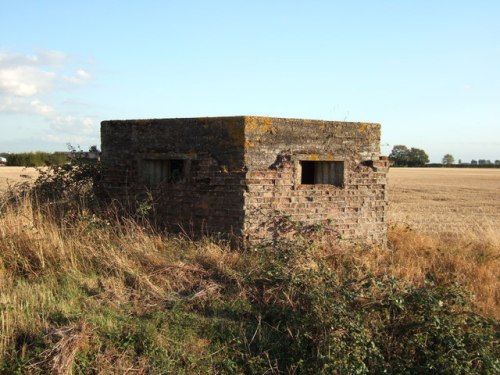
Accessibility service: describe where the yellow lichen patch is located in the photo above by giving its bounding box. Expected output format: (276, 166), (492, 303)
(245, 117), (276, 135)
(302, 154), (335, 161)
(306, 154), (320, 161)
(244, 140), (255, 149)
(358, 123), (369, 134)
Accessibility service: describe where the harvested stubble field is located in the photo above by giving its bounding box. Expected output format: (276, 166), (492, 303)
(388, 168), (500, 234)
(0, 166), (39, 192)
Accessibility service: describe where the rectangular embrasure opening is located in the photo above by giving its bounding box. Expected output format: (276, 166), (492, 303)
(300, 161), (344, 187)
(141, 159), (185, 185)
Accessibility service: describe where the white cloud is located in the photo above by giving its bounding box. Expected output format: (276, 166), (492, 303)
(0, 49), (93, 103)
(51, 115), (98, 135)
(0, 50), (91, 100)
(0, 50), (69, 69)
(64, 68), (92, 85)
(30, 99), (54, 115)
(0, 66), (55, 97)
(0, 49), (99, 146)
(0, 96), (22, 112)
(81, 117), (95, 127)
(0, 96), (54, 115)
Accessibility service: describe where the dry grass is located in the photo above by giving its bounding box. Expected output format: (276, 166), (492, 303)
(298, 222), (498, 319)
(0, 166), (39, 192)
(386, 224), (498, 316)
(0, 167), (499, 371)
(0, 195), (243, 371)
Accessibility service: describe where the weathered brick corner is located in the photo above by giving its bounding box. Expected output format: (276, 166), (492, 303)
(100, 116), (389, 246)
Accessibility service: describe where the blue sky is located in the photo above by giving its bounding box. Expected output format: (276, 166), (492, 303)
(0, 1), (499, 162)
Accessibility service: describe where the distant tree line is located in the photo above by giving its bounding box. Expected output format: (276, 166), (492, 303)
(4, 152), (68, 167)
(389, 145), (500, 168)
(468, 159), (500, 166)
(438, 156), (500, 167)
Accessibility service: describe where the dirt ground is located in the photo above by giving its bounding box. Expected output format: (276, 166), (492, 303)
(388, 168), (500, 234)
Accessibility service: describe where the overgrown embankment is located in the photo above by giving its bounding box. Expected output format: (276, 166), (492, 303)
(0, 166), (498, 373)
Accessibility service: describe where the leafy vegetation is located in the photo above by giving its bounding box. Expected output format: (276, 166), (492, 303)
(5, 152), (68, 167)
(0, 165), (498, 373)
(389, 145), (430, 167)
(442, 153), (455, 165)
(3, 145), (99, 167)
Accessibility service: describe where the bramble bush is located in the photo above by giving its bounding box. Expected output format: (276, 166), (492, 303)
(4, 147), (103, 225)
(209, 238), (499, 374)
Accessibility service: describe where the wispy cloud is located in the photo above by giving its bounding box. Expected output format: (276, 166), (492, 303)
(0, 50), (69, 69)
(64, 69), (92, 85)
(30, 99), (55, 115)
(0, 66), (55, 97)
(0, 49), (99, 146)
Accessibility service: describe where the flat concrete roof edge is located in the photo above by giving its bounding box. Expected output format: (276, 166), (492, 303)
(101, 116), (380, 127)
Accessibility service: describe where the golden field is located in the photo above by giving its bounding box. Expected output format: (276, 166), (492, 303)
(0, 166), (39, 192)
(388, 168), (500, 234)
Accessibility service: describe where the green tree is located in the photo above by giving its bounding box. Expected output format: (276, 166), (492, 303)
(389, 145), (430, 167)
(389, 145), (410, 167)
(442, 154), (455, 165)
(407, 148), (429, 167)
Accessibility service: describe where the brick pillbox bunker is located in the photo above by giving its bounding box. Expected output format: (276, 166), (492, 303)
(100, 116), (389, 246)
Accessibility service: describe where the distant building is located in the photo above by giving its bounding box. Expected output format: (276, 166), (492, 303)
(0, 157), (7, 165)
(100, 116), (389, 246)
